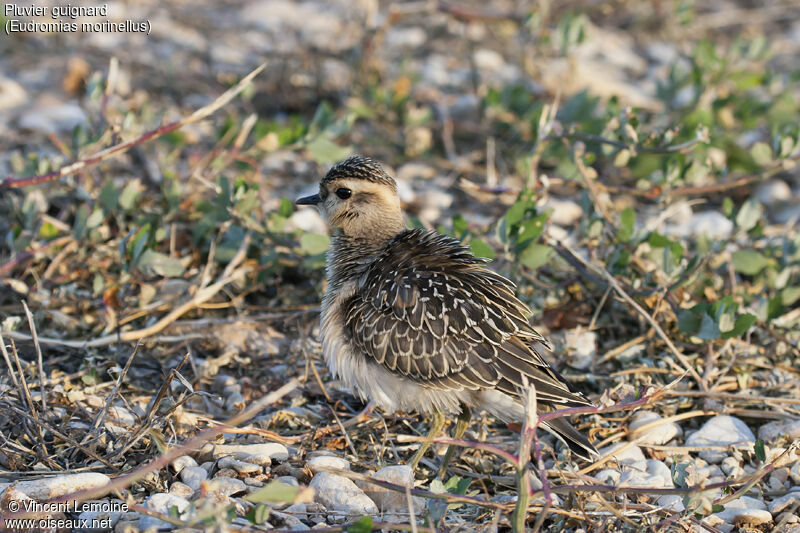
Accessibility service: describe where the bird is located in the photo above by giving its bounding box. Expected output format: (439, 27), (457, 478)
(296, 156), (597, 474)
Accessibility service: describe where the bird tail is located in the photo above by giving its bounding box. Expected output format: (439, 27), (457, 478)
(542, 416), (598, 462)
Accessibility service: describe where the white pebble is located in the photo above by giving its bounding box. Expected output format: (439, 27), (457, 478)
(180, 466), (209, 490)
(541, 197), (584, 227)
(562, 328), (596, 370)
(13, 473), (110, 500)
(710, 495), (767, 525)
(218, 456), (261, 474)
(657, 494), (685, 512)
(171, 455), (198, 474)
(360, 465), (424, 517)
(201, 442), (289, 463)
(207, 476), (247, 496)
(758, 419), (800, 442)
(141, 492), (190, 529)
(307, 455), (350, 474)
(755, 180), (792, 206)
(685, 415), (755, 463)
(629, 411), (681, 445)
(309, 472), (378, 521)
(770, 492), (800, 514)
(598, 443), (646, 466)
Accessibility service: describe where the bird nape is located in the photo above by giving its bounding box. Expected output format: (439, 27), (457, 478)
(297, 155), (597, 476)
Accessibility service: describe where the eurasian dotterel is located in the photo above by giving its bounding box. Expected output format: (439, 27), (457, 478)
(297, 156), (597, 473)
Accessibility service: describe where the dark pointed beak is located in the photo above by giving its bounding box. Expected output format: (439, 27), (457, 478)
(296, 193), (322, 206)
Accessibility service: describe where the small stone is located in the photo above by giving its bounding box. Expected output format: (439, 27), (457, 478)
(360, 465), (424, 518)
(711, 495), (768, 524)
(598, 443), (646, 466)
(171, 455), (199, 474)
(657, 495), (685, 512)
(562, 329), (596, 370)
(200, 442), (289, 463)
(759, 419), (800, 442)
(629, 411), (682, 445)
(645, 460), (674, 488)
(685, 415), (755, 464)
(244, 477), (264, 487)
(733, 509), (772, 526)
(542, 197), (584, 227)
(792, 462), (800, 484)
(288, 209), (327, 234)
(277, 476), (300, 487)
(307, 456), (350, 474)
(775, 512), (799, 525)
(271, 509), (311, 530)
(180, 466), (209, 490)
(0, 77), (27, 111)
(309, 472), (377, 521)
(756, 180), (792, 206)
(207, 476), (247, 496)
(595, 469), (621, 484)
(772, 492), (800, 514)
(141, 493), (190, 529)
(19, 101), (88, 134)
(721, 456), (743, 477)
(169, 481), (195, 499)
(13, 472), (110, 499)
(385, 27), (426, 49)
(218, 456), (262, 474)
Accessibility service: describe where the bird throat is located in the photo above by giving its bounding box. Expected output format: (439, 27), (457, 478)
(326, 230), (397, 289)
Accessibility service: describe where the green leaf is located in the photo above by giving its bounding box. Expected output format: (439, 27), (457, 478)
(245, 504), (270, 525)
(618, 207), (635, 242)
(648, 232), (669, 248)
(73, 204), (89, 240)
(235, 189), (260, 216)
(518, 243), (553, 270)
(86, 208), (105, 229)
(279, 198), (293, 218)
(347, 516), (373, 533)
(783, 286), (800, 306)
(712, 504), (725, 513)
(722, 197), (734, 218)
(721, 313), (756, 339)
(754, 439), (766, 462)
(677, 310), (701, 336)
(750, 142), (772, 166)
(452, 215), (468, 237)
(469, 239), (495, 260)
(119, 181), (141, 211)
(100, 180), (119, 212)
(732, 249), (769, 275)
(136, 250), (185, 278)
(735, 198), (763, 232)
(300, 233), (330, 255)
(246, 481), (301, 504)
(696, 313), (721, 340)
(671, 462), (690, 488)
(306, 137), (351, 164)
(504, 199), (529, 228)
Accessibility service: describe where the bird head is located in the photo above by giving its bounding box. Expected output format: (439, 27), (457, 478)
(296, 156), (404, 239)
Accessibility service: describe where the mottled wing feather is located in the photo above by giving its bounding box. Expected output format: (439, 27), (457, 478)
(344, 229), (591, 407)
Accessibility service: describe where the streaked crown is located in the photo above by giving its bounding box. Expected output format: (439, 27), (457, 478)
(321, 156), (397, 191)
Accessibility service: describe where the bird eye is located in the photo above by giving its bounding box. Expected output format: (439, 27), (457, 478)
(335, 188), (352, 199)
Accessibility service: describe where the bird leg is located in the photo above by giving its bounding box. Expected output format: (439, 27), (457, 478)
(437, 404), (471, 479)
(408, 411), (446, 470)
